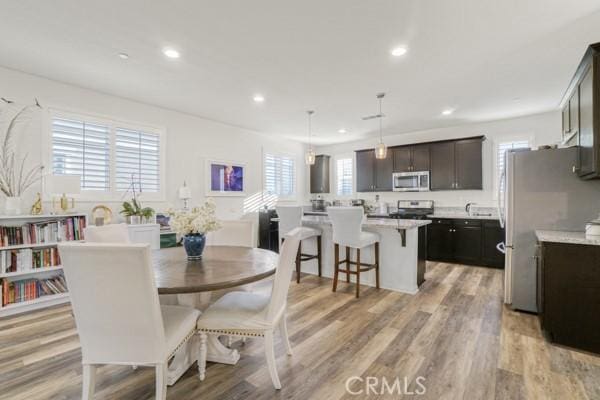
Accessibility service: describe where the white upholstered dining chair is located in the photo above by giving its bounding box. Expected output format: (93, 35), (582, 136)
(196, 227), (302, 389)
(83, 223), (130, 243)
(58, 242), (206, 400)
(206, 219), (255, 247)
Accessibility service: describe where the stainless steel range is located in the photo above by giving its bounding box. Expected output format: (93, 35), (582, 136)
(389, 200), (434, 220)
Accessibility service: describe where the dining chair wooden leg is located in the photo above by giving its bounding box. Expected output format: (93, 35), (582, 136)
(198, 332), (207, 381)
(265, 331), (282, 389)
(296, 241), (302, 283)
(82, 364), (96, 400)
(317, 235), (322, 277)
(155, 363), (168, 400)
(346, 247), (351, 283)
(356, 248), (361, 298)
(375, 242), (380, 290)
(279, 315), (293, 356)
(333, 243), (340, 292)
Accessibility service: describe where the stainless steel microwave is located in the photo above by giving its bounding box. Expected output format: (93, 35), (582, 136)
(392, 171), (430, 192)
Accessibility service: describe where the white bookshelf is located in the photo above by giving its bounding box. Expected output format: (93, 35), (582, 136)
(0, 213), (87, 317)
(0, 293), (69, 316)
(0, 265), (63, 279)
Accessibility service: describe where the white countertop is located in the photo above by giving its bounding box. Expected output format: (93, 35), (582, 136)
(535, 230), (600, 246)
(302, 215), (430, 229)
(427, 212), (498, 220)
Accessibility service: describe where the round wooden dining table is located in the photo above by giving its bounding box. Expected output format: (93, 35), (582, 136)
(151, 245), (279, 386)
(152, 245), (279, 294)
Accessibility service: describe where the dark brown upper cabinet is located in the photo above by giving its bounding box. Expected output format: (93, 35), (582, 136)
(392, 147), (412, 172)
(412, 144), (431, 171)
(356, 150), (375, 192)
(374, 154), (393, 191)
(430, 141), (456, 190)
(455, 138), (483, 189)
(392, 144), (430, 172)
(356, 136), (482, 192)
(561, 43), (600, 179)
(355, 149), (393, 192)
(310, 154), (330, 193)
(430, 137), (483, 190)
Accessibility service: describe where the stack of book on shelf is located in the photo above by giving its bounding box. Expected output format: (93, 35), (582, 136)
(0, 248), (61, 274)
(1, 274), (68, 306)
(0, 216), (86, 246)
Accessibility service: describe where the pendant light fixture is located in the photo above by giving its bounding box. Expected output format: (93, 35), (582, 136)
(305, 110), (316, 165)
(374, 93), (387, 159)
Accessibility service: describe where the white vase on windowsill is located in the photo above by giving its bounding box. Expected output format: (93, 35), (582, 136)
(4, 196), (22, 215)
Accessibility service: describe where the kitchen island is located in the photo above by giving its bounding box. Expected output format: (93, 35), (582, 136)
(299, 215), (431, 294)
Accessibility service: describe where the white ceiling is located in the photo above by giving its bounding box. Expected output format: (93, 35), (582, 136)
(1, 0), (600, 144)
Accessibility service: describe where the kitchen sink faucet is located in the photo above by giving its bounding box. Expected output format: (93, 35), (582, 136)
(465, 202), (476, 216)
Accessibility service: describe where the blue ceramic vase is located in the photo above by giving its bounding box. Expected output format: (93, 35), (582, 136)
(183, 233), (206, 260)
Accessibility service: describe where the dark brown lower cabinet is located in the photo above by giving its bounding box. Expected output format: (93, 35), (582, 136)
(482, 220), (505, 268)
(538, 241), (600, 354)
(427, 218), (504, 268)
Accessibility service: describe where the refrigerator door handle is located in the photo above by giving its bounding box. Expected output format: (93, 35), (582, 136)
(496, 242), (506, 254)
(497, 167), (506, 228)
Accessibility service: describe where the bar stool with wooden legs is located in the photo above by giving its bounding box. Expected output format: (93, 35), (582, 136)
(327, 206), (380, 298)
(276, 205), (322, 283)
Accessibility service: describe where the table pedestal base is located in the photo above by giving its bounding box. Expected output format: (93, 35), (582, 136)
(167, 333), (240, 386)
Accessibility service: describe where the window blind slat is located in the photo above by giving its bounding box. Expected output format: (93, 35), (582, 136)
(264, 153), (295, 197)
(336, 158), (353, 195)
(115, 128), (160, 193)
(52, 117), (110, 191)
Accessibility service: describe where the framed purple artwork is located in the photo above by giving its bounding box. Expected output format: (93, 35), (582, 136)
(206, 159), (246, 196)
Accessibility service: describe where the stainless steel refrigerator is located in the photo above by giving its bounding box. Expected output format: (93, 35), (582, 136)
(501, 146), (600, 312)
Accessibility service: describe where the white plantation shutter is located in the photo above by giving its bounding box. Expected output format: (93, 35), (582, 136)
(264, 153), (295, 196)
(52, 118), (110, 191)
(497, 140), (529, 193)
(336, 158), (353, 195)
(115, 128), (160, 193)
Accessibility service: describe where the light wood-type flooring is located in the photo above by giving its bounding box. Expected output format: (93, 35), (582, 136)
(1, 262), (599, 399)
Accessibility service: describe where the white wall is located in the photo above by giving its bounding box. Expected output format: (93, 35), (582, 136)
(0, 66), (309, 220)
(315, 112), (562, 208)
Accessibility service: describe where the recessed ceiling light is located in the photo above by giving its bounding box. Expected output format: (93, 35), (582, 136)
(162, 48), (180, 59)
(253, 94), (265, 103)
(441, 108), (454, 116)
(391, 46), (408, 57)
(338, 129), (347, 134)
(118, 52), (129, 60)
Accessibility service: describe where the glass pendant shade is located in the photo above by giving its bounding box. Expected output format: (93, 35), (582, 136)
(305, 148), (316, 165)
(305, 110), (316, 165)
(375, 142), (387, 159)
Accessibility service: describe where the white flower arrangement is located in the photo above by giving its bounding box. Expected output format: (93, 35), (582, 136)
(168, 199), (221, 236)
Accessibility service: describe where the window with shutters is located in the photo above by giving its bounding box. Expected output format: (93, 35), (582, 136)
(52, 118), (110, 191)
(115, 128), (160, 193)
(264, 153), (296, 197)
(336, 157), (353, 196)
(49, 111), (165, 200)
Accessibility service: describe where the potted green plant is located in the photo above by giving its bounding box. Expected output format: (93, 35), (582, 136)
(120, 198), (154, 224)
